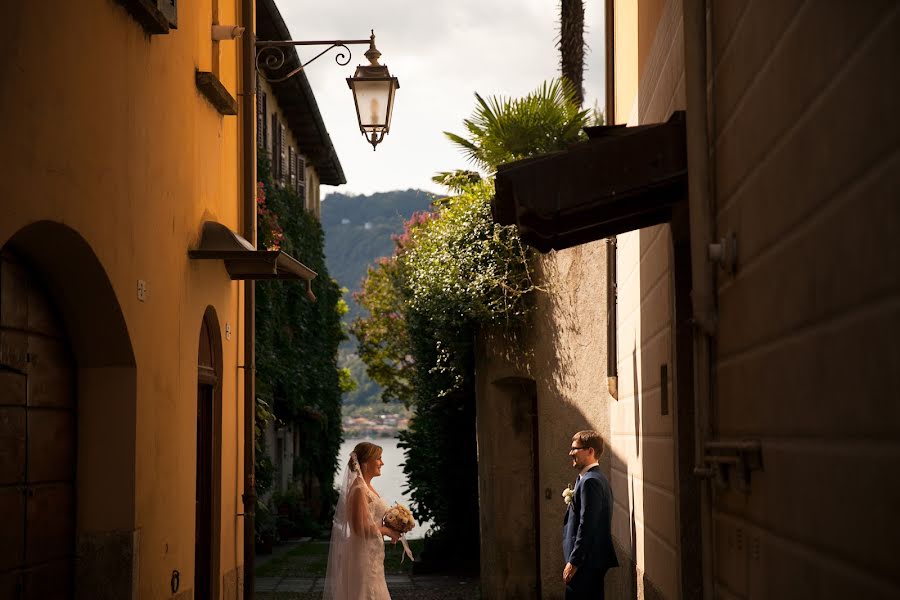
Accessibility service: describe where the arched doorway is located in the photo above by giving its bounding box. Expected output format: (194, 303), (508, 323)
(196, 308), (222, 600)
(2, 221), (137, 600)
(0, 251), (76, 599)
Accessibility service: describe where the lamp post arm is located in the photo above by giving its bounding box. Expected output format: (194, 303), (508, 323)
(255, 37), (374, 83)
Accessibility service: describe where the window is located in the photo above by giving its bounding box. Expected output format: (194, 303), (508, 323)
(157, 0), (177, 28)
(115, 0), (175, 34)
(607, 236), (618, 399)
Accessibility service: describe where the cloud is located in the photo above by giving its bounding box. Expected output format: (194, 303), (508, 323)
(274, 0), (605, 195)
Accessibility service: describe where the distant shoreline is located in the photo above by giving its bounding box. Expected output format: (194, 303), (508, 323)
(342, 427), (406, 439)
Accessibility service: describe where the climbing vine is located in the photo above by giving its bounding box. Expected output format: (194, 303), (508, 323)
(255, 154), (348, 533)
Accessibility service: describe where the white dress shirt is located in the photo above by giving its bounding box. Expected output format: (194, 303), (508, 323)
(578, 462), (599, 480)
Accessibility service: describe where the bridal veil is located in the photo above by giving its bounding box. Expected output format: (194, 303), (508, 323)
(322, 452), (380, 600)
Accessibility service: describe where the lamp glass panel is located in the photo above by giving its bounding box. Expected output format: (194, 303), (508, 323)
(384, 81), (397, 131)
(352, 80), (392, 128)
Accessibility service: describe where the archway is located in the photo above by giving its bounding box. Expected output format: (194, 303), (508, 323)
(2, 221), (137, 600)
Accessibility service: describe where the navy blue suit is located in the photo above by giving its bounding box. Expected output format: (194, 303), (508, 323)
(562, 466), (618, 599)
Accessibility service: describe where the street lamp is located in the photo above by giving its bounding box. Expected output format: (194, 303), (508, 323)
(255, 31), (399, 150)
(347, 32), (400, 150)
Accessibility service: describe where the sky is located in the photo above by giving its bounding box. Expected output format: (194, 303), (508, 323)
(277, 1), (606, 197)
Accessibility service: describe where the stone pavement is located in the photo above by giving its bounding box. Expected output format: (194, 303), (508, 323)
(255, 573), (480, 599)
(254, 540), (480, 599)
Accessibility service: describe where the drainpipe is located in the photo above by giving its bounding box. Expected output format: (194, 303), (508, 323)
(683, 0), (716, 598)
(240, 0), (257, 597)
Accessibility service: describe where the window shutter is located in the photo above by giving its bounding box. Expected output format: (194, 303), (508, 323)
(256, 84), (265, 148)
(157, 0), (177, 28)
(280, 124), (287, 182)
(271, 113), (279, 171)
(297, 156), (306, 204)
(262, 94), (268, 149)
(288, 147), (295, 190)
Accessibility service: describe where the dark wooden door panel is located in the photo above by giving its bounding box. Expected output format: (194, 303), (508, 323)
(26, 410), (75, 483)
(0, 257), (28, 330)
(0, 407), (26, 484)
(0, 486), (25, 570)
(25, 337), (74, 409)
(0, 331), (28, 372)
(23, 558), (73, 600)
(26, 483), (74, 565)
(0, 571), (21, 600)
(25, 278), (63, 338)
(195, 384), (213, 600)
(0, 370), (26, 406)
(1, 253), (75, 599)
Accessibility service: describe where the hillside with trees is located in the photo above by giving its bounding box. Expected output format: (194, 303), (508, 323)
(321, 189), (434, 414)
(322, 189), (434, 326)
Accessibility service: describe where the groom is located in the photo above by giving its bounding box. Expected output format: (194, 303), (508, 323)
(562, 430), (618, 599)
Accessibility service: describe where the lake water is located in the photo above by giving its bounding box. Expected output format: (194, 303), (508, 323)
(339, 436), (432, 539)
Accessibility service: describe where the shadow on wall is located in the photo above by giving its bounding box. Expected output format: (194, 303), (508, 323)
(529, 243), (612, 599)
(605, 220), (696, 600)
(533, 248), (584, 399)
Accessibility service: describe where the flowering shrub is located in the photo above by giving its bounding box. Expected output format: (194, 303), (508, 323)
(256, 182), (284, 251)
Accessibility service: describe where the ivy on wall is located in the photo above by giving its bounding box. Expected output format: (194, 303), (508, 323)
(255, 154), (348, 531)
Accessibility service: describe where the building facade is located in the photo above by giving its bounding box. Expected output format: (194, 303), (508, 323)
(0, 0), (338, 598)
(489, 1), (899, 598)
(254, 0), (345, 509)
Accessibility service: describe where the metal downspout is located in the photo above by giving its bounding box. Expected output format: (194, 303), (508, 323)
(240, 0), (257, 597)
(683, 0), (716, 598)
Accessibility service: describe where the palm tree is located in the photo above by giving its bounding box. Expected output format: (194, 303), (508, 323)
(441, 78), (589, 175)
(559, 0), (586, 106)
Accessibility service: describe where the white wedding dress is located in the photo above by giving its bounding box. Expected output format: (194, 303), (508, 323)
(323, 455), (392, 600)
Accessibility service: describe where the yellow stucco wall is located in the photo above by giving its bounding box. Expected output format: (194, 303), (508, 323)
(0, 0), (250, 597)
(613, 0), (669, 124)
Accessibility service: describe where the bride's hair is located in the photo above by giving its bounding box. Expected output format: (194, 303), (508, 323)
(351, 441), (382, 469)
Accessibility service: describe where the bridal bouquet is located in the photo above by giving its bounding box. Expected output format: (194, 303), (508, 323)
(383, 502), (416, 534)
(383, 503), (416, 562)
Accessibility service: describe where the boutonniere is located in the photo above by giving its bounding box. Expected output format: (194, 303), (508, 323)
(562, 484), (574, 506)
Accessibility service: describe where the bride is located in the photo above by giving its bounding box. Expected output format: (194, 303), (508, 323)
(323, 441), (400, 600)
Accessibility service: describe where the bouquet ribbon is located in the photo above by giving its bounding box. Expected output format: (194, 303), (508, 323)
(399, 534), (414, 563)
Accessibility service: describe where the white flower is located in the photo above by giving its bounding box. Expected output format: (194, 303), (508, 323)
(562, 484), (574, 506)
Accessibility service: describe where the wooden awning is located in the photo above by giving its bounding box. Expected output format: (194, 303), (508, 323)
(492, 112), (687, 252)
(189, 221), (317, 299)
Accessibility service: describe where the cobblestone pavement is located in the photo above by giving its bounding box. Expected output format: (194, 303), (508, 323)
(254, 540), (480, 599)
(255, 573), (480, 599)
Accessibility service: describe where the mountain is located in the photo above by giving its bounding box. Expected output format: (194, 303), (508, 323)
(321, 189), (436, 409)
(322, 189), (435, 324)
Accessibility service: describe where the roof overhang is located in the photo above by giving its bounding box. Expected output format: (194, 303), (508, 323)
(492, 111), (687, 252)
(257, 0), (346, 186)
(189, 221), (318, 300)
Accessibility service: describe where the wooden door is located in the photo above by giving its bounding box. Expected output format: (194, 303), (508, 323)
(195, 315), (218, 600)
(195, 383), (213, 600)
(0, 253), (75, 600)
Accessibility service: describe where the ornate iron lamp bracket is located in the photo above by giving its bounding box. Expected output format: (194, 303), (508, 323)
(255, 37), (373, 83)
